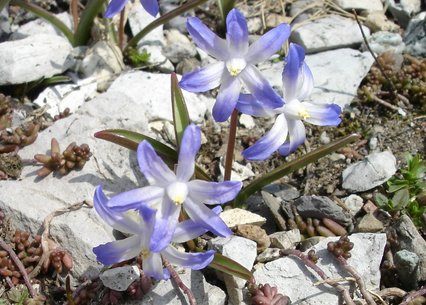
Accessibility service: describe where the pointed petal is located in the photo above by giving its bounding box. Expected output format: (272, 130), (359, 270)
(93, 235), (141, 265)
(226, 9), (249, 56)
(150, 197), (180, 252)
(246, 23), (291, 64)
(304, 103), (342, 126)
(137, 141), (175, 186)
(179, 62), (225, 93)
(282, 43), (304, 102)
(143, 252), (168, 280)
(188, 180), (242, 205)
(243, 113), (288, 161)
(240, 65), (284, 109)
(212, 73), (241, 122)
(278, 119), (306, 156)
(298, 62), (314, 100)
(105, 0), (128, 18)
(140, 0), (159, 17)
(176, 124), (200, 181)
(236, 94), (276, 117)
(163, 246), (215, 270)
(184, 197), (232, 237)
(94, 186), (141, 234)
(107, 186), (164, 211)
(187, 17), (228, 60)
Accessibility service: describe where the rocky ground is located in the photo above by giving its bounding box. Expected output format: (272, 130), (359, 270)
(0, 0), (425, 304)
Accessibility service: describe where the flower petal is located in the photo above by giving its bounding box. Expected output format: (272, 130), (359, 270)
(213, 72), (241, 122)
(240, 65), (284, 109)
(278, 119), (306, 156)
(188, 180), (242, 205)
(297, 62), (314, 101)
(304, 103), (342, 126)
(236, 94), (276, 117)
(242, 113), (288, 161)
(246, 23), (291, 64)
(143, 252), (168, 280)
(179, 62), (225, 93)
(184, 197), (232, 237)
(176, 124), (201, 181)
(282, 43), (304, 102)
(104, 0), (128, 18)
(93, 235), (141, 265)
(140, 0), (159, 17)
(163, 246), (215, 270)
(187, 17), (228, 60)
(107, 186), (164, 211)
(226, 9), (249, 56)
(94, 186), (141, 234)
(150, 197), (180, 252)
(137, 141), (176, 186)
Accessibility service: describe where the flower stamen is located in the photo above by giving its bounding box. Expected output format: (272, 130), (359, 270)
(226, 58), (247, 76)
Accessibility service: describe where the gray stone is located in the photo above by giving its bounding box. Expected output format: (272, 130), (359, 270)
(239, 114), (255, 129)
(160, 2), (194, 33)
(136, 44), (174, 73)
(107, 71), (213, 123)
(0, 8), (10, 41)
(127, 269), (226, 305)
(253, 233), (386, 305)
(394, 250), (420, 290)
(332, 0), (383, 12)
(257, 248), (282, 263)
(289, 0), (324, 23)
(163, 29), (198, 63)
(342, 151), (397, 192)
(128, 2), (164, 47)
(388, 0), (422, 28)
(261, 191), (288, 231)
(210, 236), (257, 305)
(218, 159), (255, 182)
(355, 214), (384, 232)
(365, 11), (400, 32)
(362, 31), (405, 55)
(11, 12), (73, 40)
(262, 183), (300, 202)
(404, 12), (426, 57)
(290, 15), (370, 53)
(219, 208), (266, 229)
(294, 196), (353, 227)
(344, 194), (364, 216)
(269, 229), (301, 249)
(0, 91), (153, 277)
(393, 215), (426, 281)
(0, 34), (73, 85)
(247, 17), (262, 34)
(100, 265), (140, 291)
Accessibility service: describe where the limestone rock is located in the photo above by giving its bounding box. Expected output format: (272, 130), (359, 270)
(163, 29), (198, 63)
(269, 229), (301, 250)
(219, 208), (266, 229)
(394, 250), (420, 290)
(100, 266), (140, 291)
(365, 11), (400, 32)
(355, 214), (384, 232)
(344, 194), (364, 216)
(363, 31), (405, 55)
(128, 2), (164, 47)
(332, 0), (383, 12)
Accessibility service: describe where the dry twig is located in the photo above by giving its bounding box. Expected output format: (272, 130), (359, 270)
(164, 259), (197, 305)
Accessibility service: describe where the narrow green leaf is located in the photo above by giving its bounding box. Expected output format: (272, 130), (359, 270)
(234, 134), (360, 206)
(0, 0), (11, 12)
(171, 72), (190, 148)
(374, 193), (389, 208)
(94, 129), (211, 181)
(217, 0), (236, 25)
(209, 253), (254, 281)
(74, 0), (104, 46)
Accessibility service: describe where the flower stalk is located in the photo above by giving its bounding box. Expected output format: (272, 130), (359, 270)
(224, 109), (238, 181)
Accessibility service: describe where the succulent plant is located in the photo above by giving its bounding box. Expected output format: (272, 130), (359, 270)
(251, 284), (289, 305)
(327, 235), (354, 259)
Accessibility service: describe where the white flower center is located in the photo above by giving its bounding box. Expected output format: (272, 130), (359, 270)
(283, 100), (311, 121)
(226, 58), (247, 76)
(166, 182), (188, 205)
(141, 248), (150, 260)
(125, 210), (141, 223)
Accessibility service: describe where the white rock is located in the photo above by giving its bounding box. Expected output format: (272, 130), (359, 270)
(33, 76), (98, 117)
(163, 29), (198, 63)
(107, 71), (212, 122)
(135, 45), (174, 73)
(365, 11), (400, 32)
(253, 233), (387, 305)
(0, 91), (153, 277)
(219, 159), (255, 181)
(0, 34), (73, 85)
(0, 8), (10, 40)
(342, 151), (397, 192)
(80, 41), (124, 91)
(291, 15), (370, 53)
(100, 266), (140, 291)
(387, 0), (421, 28)
(363, 31), (405, 55)
(210, 236), (257, 305)
(220, 208), (266, 228)
(128, 2), (164, 47)
(332, 0), (383, 12)
(11, 12), (73, 40)
(344, 194), (364, 216)
(239, 114), (255, 129)
(269, 229), (301, 249)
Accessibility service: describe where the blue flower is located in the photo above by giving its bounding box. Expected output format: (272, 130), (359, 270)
(237, 43), (342, 160)
(105, 0), (159, 18)
(93, 186), (215, 280)
(179, 8), (290, 122)
(106, 123), (242, 250)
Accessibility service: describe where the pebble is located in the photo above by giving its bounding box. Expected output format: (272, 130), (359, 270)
(332, 0), (383, 12)
(263, 183), (300, 202)
(235, 224), (271, 253)
(239, 114), (256, 129)
(319, 131), (330, 144)
(394, 250), (420, 290)
(257, 248), (282, 263)
(269, 229), (301, 250)
(363, 31), (405, 55)
(344, 194), (364, 216)
(365, 11), (400, 33)
(163, 29), (198, 63)
(404, 12), (426, 57)
(220, 208), (266, 229)
(261, 191), (288, 231)
(100, 265), (140, 291)
(355, 214), (384, 232)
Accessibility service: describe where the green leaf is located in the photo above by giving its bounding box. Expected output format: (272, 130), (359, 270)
(374, 193), (389, 208)
(171, 72), (190, 149)
(217, 0), (236, 25)
(209, 253), (254, 281)
(387, 182), (407, 193)
(392, 188), (410, 210)
(74, 0), (104, 46)
(233, 133), (360, 206)
(94, 129), (211, 181)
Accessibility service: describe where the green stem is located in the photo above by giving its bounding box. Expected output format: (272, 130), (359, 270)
(10, 0), (75, 45)
(224, 109), (238, 181)
(233, 133), (360, 207)
(0, 0), (10, 12)
(73, 0), (105, 46)
(217, 0), (236, 26)
(125, 0), (208, 52)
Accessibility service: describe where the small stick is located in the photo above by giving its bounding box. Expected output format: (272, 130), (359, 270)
(118, 9), (125, 51)
(370, 95), (406, 116)
(400, 285), (426, 305)
(0, 237), (36, 297)
(70, 0), (79, 31)
(163, 259), (197, 305)
(281, 249), (355, 305)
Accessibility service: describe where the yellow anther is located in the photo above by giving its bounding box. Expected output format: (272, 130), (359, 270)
(141, 249), (150, 259)
(298, 109), (311, 120)
(167, 182), (188, 206)
(226, 58), (247, 77)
